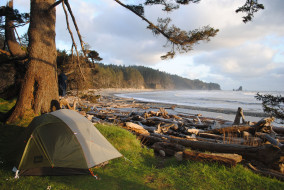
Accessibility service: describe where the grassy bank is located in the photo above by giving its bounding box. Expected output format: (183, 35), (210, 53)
(0, 123), (284, 190)
(0, 98), (16, 123)
(0, 98), (16, 113)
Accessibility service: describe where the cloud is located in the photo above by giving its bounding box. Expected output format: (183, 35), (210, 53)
(192, 40), (284, 90)
(55, 0), (168, 65)
(195, 43), (277, 78)
(4, 0), (284, 91)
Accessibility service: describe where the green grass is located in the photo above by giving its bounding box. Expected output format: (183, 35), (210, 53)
(0, 98), (16, 113)
(0, 123), (284, 190)
(0, 98), (16, 125)
(0, 98), (36, 127)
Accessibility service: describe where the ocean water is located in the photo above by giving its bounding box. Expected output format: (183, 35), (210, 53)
(116, 90), (284, 123)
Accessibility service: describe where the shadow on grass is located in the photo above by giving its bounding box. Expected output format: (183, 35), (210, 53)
(0, 124), (26, 170)
(0, 168), (155, 190)
(49, 173), (155, 190)
(0, 123), (154, 189)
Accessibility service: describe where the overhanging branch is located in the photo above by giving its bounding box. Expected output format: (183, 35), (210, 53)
(48, 0), (64, 11)
(114, 0), (173, 43)
(62, 1), (86, 81)
(64, 0), (87, 58)
(114, 0), (218, 59)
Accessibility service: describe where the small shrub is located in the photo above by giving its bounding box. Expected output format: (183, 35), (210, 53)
(80, 94), (101, 103)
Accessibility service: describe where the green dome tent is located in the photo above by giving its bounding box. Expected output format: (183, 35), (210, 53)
(18, 109), (122, 176)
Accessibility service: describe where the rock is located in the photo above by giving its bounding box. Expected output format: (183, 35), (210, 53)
(159, 150), (166, 157)
(175, 151), (183, 161)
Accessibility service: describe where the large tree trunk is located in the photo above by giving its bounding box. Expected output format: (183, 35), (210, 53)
(5, 0), (26, 57)
(7, 0), (58, 123)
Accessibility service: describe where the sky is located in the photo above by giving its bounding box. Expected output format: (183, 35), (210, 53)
(5, 0), (284, 91)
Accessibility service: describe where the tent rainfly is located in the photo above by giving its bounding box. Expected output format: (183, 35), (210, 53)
(18, 109), (122, 176)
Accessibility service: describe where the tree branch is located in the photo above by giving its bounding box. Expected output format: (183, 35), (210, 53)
(114, 0), (172, 43)
(64, 0), (87, 57)
(62, 1), (86, 81)
(235, 0), (264, 23)
(48, 0), (64, 11)
(114, 0), (218, 59)
(14, 27), (22, 47)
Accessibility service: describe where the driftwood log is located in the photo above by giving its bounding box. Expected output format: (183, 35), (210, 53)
(183, 150), (242, 167)
(173, 139), (283, 164)
(152, 142), (242, 167)
(256, 132), (284, 150)
(233, 107), (246, 125)
(272, 126), (284, 134)
(84, 98), (284, 174)
(252, 117), (275, 133)
(124, 122), (150, 135)
(59, 98), (77, 110)
(246, 162), (284, 181)
(138, 133), (283, 164)
(61, 91), (284, 178)
(198, 132), (262, 146)
(205, 125), (252, 134)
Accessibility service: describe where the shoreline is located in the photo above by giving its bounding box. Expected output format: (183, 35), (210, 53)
(87, 88), (157, 97)
(84, 88), (269, 124)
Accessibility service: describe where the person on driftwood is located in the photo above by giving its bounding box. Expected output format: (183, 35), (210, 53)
(58, 71), (67, 97)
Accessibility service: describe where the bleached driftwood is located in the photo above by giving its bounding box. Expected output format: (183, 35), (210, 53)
(233, 107), (246, 125)
(124, 122), (150, 135)
(256, 132), (284, 149)
(59, 98), (77, 110)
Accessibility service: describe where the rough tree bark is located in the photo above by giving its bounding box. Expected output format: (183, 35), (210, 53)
(7, 0), (58, 123)
(5, 0), (26, 57)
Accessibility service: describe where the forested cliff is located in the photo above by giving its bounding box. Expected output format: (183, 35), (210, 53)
(93, 64), (220, 90)
(57, 51), (220, 90)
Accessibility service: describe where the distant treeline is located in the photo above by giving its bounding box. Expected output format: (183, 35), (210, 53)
(56, 50), (220, 90)
(93, 64), (220, 90)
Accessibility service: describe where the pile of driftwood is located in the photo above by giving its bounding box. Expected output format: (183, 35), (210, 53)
(62, 95), (284, 180)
